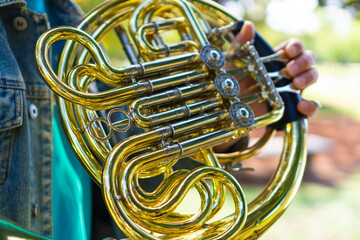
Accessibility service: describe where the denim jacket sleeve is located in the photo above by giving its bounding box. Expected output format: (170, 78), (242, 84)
(0, 0), (82, 237)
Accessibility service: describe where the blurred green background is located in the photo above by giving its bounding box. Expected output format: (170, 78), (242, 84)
(75, 0), (360, 239)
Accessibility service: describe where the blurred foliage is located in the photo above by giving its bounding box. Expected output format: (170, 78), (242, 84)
(76, 0), (103, 13)
(318, 0), (360, 18)
(76, 0), (360, 63)
(222, 0), (360, 63)
(254, 15), (360, 63)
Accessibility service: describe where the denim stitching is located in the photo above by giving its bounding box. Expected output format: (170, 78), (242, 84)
(0, 89), (22, 127)
(0, 129), (12, 184)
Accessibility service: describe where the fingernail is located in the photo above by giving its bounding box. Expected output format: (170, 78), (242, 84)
(301, 101), (312, 111)
(296, 77), (306, 87)
(289, 45), (297, 56)
(312, 100), (322, 109)
(288, 63), (298, 76)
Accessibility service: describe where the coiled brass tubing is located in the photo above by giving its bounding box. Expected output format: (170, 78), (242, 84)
(35, 0), (307, 238)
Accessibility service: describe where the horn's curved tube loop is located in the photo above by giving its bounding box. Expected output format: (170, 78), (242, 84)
(35, 0), (308, 238)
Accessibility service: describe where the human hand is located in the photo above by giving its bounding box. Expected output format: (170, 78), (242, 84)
(215, 21), (319, 153)
(275, 39), (319, 117)
(237, 21), (319, 117)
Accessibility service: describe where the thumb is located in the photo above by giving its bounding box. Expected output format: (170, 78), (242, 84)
(235, 21), (255, 45)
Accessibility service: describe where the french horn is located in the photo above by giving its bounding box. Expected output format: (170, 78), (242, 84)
(35, 0), (307, 239)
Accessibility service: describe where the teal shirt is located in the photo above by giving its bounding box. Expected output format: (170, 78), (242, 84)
(53, 108), (91, 240)
(26, 0), (46, 13)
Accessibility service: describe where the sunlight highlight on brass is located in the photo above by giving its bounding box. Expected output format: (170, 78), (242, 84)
(35, 0), (307, 239)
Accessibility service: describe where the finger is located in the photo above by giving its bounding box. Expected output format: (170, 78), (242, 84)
(291, 68), (318, 90)
(273, 39), (289, 52)
(297, 100), (320, 117)
(274, 38), (304, 58)
(284, 39), (304, 59)
(235, 21), (255, 45)
(282, 50), (316, 78)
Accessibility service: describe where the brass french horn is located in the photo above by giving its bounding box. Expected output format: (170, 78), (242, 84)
(36, 0), (307, 239)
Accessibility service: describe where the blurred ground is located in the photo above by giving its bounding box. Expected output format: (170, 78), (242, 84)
(262, 170), (360, 240)
(305, 111), (360, 185)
